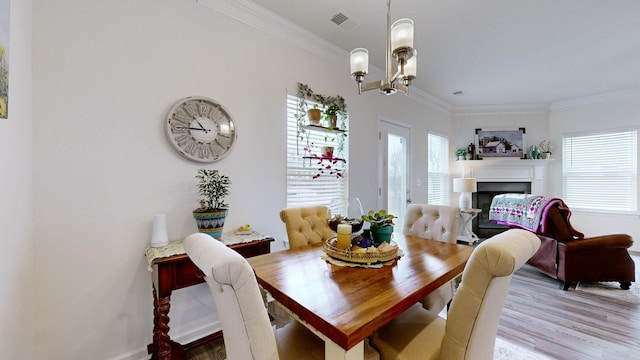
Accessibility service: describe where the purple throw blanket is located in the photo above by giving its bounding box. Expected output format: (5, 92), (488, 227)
(489, 194), (562, 233)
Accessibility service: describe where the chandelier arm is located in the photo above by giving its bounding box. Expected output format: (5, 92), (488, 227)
(385, 0), (392, 84)
(360, 80), (386, 93)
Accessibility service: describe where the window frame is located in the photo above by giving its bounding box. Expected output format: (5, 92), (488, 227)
(562, 127), (638, 214)
(285, 94), (349, 215)
(427, 130), (450, 206)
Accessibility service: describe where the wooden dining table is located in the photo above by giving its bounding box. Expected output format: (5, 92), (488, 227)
(246, 233), (474, 360)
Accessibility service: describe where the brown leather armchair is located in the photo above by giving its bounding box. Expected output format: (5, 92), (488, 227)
(526, 203), (635, 290)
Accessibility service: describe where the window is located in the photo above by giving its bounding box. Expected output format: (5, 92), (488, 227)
(427, 132), (449, 205)
(286, 94), (349, 215)
(562, 128), (637, 213)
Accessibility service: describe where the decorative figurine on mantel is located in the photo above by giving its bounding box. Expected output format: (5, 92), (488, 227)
(467, 142), (476, 160)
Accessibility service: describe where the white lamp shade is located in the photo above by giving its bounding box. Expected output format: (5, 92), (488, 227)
(350, 48), (369, 75)
(391, 18), (414, 51)
(453, 178), (477, 193)
(404, 50), (417, 76)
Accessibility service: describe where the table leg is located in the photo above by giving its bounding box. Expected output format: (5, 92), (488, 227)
(149, 284), (174, 360)
(325, 340), (365, 360)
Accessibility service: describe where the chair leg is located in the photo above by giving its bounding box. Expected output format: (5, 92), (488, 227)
(620, 281), (632, 290)
(562, 281), (572, 290)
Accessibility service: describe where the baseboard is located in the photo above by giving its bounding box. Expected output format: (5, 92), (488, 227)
(107, 322), (221, 360)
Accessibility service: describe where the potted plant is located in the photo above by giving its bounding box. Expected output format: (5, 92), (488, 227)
(361, 209), (397, 244)
(456, 148), (468, 161)
(193, 169), (231, 239)
(539, 140), (552, 159)
(323, 104), (342, 129)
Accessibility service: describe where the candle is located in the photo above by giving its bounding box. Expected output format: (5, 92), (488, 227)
(336, 224), (352, 249)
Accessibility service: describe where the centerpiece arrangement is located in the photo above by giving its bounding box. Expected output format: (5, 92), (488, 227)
(323, 208), (399, 265)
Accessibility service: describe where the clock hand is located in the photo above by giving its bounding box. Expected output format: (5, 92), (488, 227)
(196, 120), (208, 131)
(188, 127), (210, 132)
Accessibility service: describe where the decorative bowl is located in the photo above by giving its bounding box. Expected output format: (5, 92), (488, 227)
(323, 237), (399, 264)
(329, 218), (364, 233)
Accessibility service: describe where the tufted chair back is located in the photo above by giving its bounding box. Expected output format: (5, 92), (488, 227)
(279, 206), (336, 249)
(403, 204), (460, 243)
(369, 229), (541, 360)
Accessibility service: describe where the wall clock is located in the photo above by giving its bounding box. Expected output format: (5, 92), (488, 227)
(165, 96), (237, 163)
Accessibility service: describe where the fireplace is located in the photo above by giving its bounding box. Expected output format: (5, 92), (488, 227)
(472, 181), (531, 239)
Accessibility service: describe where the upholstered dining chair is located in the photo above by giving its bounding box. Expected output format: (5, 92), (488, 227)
(279, 206), (336, 248)
(403, 204), (460, 313)
(370, 229), (541, 360)
(183, 233), (379, 360)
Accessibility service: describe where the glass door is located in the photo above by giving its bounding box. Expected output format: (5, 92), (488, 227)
(379, 120), (411, 231)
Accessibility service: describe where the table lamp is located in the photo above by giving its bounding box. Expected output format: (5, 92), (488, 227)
(453, 178), (477, 210)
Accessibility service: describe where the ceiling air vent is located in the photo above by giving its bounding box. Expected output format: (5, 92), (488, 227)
(331, 12), (358, 31)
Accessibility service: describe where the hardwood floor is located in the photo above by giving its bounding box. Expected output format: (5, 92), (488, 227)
(498, 255), (639, 360)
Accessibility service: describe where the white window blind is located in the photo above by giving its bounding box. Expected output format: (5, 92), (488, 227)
(562, 128), (637, 213)
(427, 132), (449, 205)
(286, 94), (349, 215)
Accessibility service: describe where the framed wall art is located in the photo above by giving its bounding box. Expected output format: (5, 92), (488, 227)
(0, 0), (9, 119)
(474, 128), (525, 159)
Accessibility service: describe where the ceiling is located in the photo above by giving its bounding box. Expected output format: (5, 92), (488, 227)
(251, 0), (640, 107)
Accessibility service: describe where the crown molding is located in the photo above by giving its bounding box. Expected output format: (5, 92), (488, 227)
(452, 103), (550, 115)
(197, 0), (347, 65)
(197, 0), (451, 114)
(550, 87), (640, 112)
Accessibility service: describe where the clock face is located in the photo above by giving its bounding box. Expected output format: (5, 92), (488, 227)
(165, 96), (237, 163)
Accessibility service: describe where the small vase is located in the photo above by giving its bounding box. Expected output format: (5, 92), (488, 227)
(151, 214), (169, 248)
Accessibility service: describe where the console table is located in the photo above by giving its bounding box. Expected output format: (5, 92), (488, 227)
(145, 232), (274, 360)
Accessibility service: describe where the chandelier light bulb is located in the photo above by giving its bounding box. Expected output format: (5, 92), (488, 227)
(350, 48), (369, 76)
(391, 18), (414, 52)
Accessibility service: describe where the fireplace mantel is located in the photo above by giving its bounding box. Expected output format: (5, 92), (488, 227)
(458, 159), (553, 195)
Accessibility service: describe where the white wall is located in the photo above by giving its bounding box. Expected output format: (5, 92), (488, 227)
(550, 97), (640, 251)
(31, 0), (451, 358)
(0, 0), (34, 359)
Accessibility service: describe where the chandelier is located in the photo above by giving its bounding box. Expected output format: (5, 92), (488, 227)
(350, 0), (416, 95)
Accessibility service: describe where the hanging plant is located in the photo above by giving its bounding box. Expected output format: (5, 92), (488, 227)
(295, 83), (348, 163)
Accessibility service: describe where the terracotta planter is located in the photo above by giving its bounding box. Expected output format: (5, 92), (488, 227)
(192, 208), (228, 239)
(307, 109), (322, 125)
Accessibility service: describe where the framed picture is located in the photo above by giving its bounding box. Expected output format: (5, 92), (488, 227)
(0, 0), (9, 119)
(475, 128), (525, 159)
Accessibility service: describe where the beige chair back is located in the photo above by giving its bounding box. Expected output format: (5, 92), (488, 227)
(440, 229), (541, 359)
(369, 229), (540, 360)
(403, 204), (460, 243)
(279, 206), (336, 248)
(184, 233), (279, 360)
